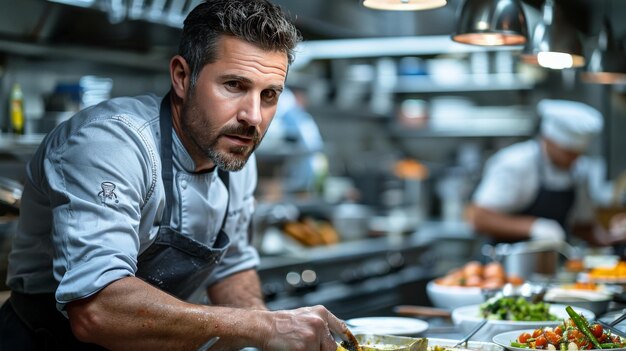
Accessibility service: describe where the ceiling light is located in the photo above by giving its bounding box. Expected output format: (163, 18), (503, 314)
(452, 0), (528, 46)
(363, 0), (447, 11)
(520, 0), (585, 69)
(581, 19), (626, 85)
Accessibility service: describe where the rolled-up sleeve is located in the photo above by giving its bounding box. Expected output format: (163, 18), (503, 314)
(46, 116), (158, 307)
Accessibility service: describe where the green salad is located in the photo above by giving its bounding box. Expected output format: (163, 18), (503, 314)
(479, 296), (558, 321)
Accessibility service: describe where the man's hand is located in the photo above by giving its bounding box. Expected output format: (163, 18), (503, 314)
(263, 305), (348, 351)
(609, 213), (626, 240)
(530, 218), (566, 242)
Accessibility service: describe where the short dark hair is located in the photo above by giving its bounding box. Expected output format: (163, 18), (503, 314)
(179, 0), (302, 86)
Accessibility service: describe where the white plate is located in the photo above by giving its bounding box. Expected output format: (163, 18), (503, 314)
(452, 303), (596, 326)
(451, 304), (595, 342)
(347, 316), (429, 336)
(492, 329), (626, 351)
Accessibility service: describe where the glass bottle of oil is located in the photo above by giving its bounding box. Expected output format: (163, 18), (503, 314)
(10, 83), (25, 135)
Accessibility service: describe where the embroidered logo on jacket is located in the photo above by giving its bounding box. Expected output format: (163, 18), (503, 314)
(98, 181), (119, 204)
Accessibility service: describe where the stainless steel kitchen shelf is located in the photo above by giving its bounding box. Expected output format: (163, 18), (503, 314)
(0, 133), (44, 158)
(0, 39), (170, 71)
(393, 74), (535, 93)
(389, 118), (537, 138)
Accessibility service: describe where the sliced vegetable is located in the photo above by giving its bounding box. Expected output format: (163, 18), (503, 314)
(565, 306), (603, 350)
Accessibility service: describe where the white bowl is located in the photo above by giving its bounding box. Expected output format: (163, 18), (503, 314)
(426, 280), (486, 310)
(451, 303), (596, 342)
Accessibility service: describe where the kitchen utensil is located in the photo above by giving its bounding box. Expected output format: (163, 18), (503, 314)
(338, 327), (361, 351)
(453, 319), (488, 348)
(429, 337), (504, 351)
(196, 336), (219, 351)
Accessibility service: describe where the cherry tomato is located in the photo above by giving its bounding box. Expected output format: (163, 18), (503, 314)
(545, 331), (561, 345)
(536, 336), (548, 348)
(533, 329), (544, 338)
(590, 324), (603, 338)
(518, 332), (532, 344)
(554, 326), (563, 336)
(568, 330), (583, 341)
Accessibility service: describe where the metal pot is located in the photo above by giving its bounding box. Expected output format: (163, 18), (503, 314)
(491, 241), (572, 280)
(332, 203), (372, 241)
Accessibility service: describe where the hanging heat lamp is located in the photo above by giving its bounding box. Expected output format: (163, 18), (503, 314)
(451, 0), (528, 46)
(520, 0), (585, 70)
(362, 0), (447, 11)
(581, 18), (626, 84)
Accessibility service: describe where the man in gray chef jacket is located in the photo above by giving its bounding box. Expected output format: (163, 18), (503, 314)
(0, 1), (353, 350)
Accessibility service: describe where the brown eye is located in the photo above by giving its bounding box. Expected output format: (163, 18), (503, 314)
(225, 81), (242, 91)
(262, 89), (278, 103)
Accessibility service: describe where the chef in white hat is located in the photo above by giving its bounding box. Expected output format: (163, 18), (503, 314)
(468, 99), (611, 245)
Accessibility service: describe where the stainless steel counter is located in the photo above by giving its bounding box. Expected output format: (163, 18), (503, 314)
(257, 221), (480, 320)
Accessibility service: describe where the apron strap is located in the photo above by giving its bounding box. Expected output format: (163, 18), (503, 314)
(159, 94), (230, 232)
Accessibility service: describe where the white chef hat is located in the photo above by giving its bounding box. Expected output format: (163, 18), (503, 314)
(539, 99), (604, 151)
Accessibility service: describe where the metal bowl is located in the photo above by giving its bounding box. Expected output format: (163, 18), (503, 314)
(543, 287), (612, 316)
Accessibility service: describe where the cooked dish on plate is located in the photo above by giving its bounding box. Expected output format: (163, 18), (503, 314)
(480, 296), (558, 322)
(497, 307), (626, 350)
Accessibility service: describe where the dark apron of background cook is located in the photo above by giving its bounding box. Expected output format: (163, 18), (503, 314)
(0, 94), (231, 350)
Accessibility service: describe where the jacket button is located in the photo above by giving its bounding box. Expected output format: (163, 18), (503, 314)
(181, 180), (188, 189)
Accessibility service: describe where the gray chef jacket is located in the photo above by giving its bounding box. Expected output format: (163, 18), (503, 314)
(6, 94), (260, 310)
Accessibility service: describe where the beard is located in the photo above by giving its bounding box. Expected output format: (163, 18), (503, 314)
(180, 92), (261, 172)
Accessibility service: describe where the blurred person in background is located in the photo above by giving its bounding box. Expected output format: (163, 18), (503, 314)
(468, 99), (620, 247)
(258, 85), (327, 197)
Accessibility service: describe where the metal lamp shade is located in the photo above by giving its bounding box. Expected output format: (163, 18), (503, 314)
(452, 0), (528, 46)
(582, 20), (626, 84)
(363, 0), (447, 11)
(520, 0), (585, 69)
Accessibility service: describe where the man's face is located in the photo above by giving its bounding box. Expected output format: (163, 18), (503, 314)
(180, 36), (288, 171)
(544, 138), (582, 170)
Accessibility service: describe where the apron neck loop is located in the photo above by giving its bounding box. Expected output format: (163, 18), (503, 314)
(159, 92), (174, 224)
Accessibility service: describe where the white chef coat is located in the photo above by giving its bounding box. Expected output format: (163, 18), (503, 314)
(7, 94), (260, 309)
(472, 139), (606, 225)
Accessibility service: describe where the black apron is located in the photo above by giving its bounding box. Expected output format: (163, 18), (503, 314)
(0, 94), (231, 350)
(488, 142), (576, 245)
(135, 93), (231, 299)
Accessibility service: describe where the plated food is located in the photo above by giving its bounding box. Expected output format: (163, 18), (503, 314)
(492, 306), (625, 350)
(434, 261), (524, 289)
(337, 335), (505, 351)
(452, 301), (595, 342)
(427, 261), (524, 309)
(480, 296), (558, 321)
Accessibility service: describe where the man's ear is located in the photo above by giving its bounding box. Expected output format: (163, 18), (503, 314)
(170, 55), (190, 100)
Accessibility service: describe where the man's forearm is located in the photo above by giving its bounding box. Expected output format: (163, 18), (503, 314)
(207, 269), (267, 310)
(467, 205), (535, 241)
(66, 276), (268, 350)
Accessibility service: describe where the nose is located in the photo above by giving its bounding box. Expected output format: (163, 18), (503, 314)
(237, 94), (263, 126)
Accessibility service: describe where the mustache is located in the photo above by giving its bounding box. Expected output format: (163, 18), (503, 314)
(221, 124), (260, 141)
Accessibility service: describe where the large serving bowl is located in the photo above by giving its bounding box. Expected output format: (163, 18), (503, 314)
(544, 286), (613, 316)
(426, 280), (486, 310)
(451, 303), (595, 342)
